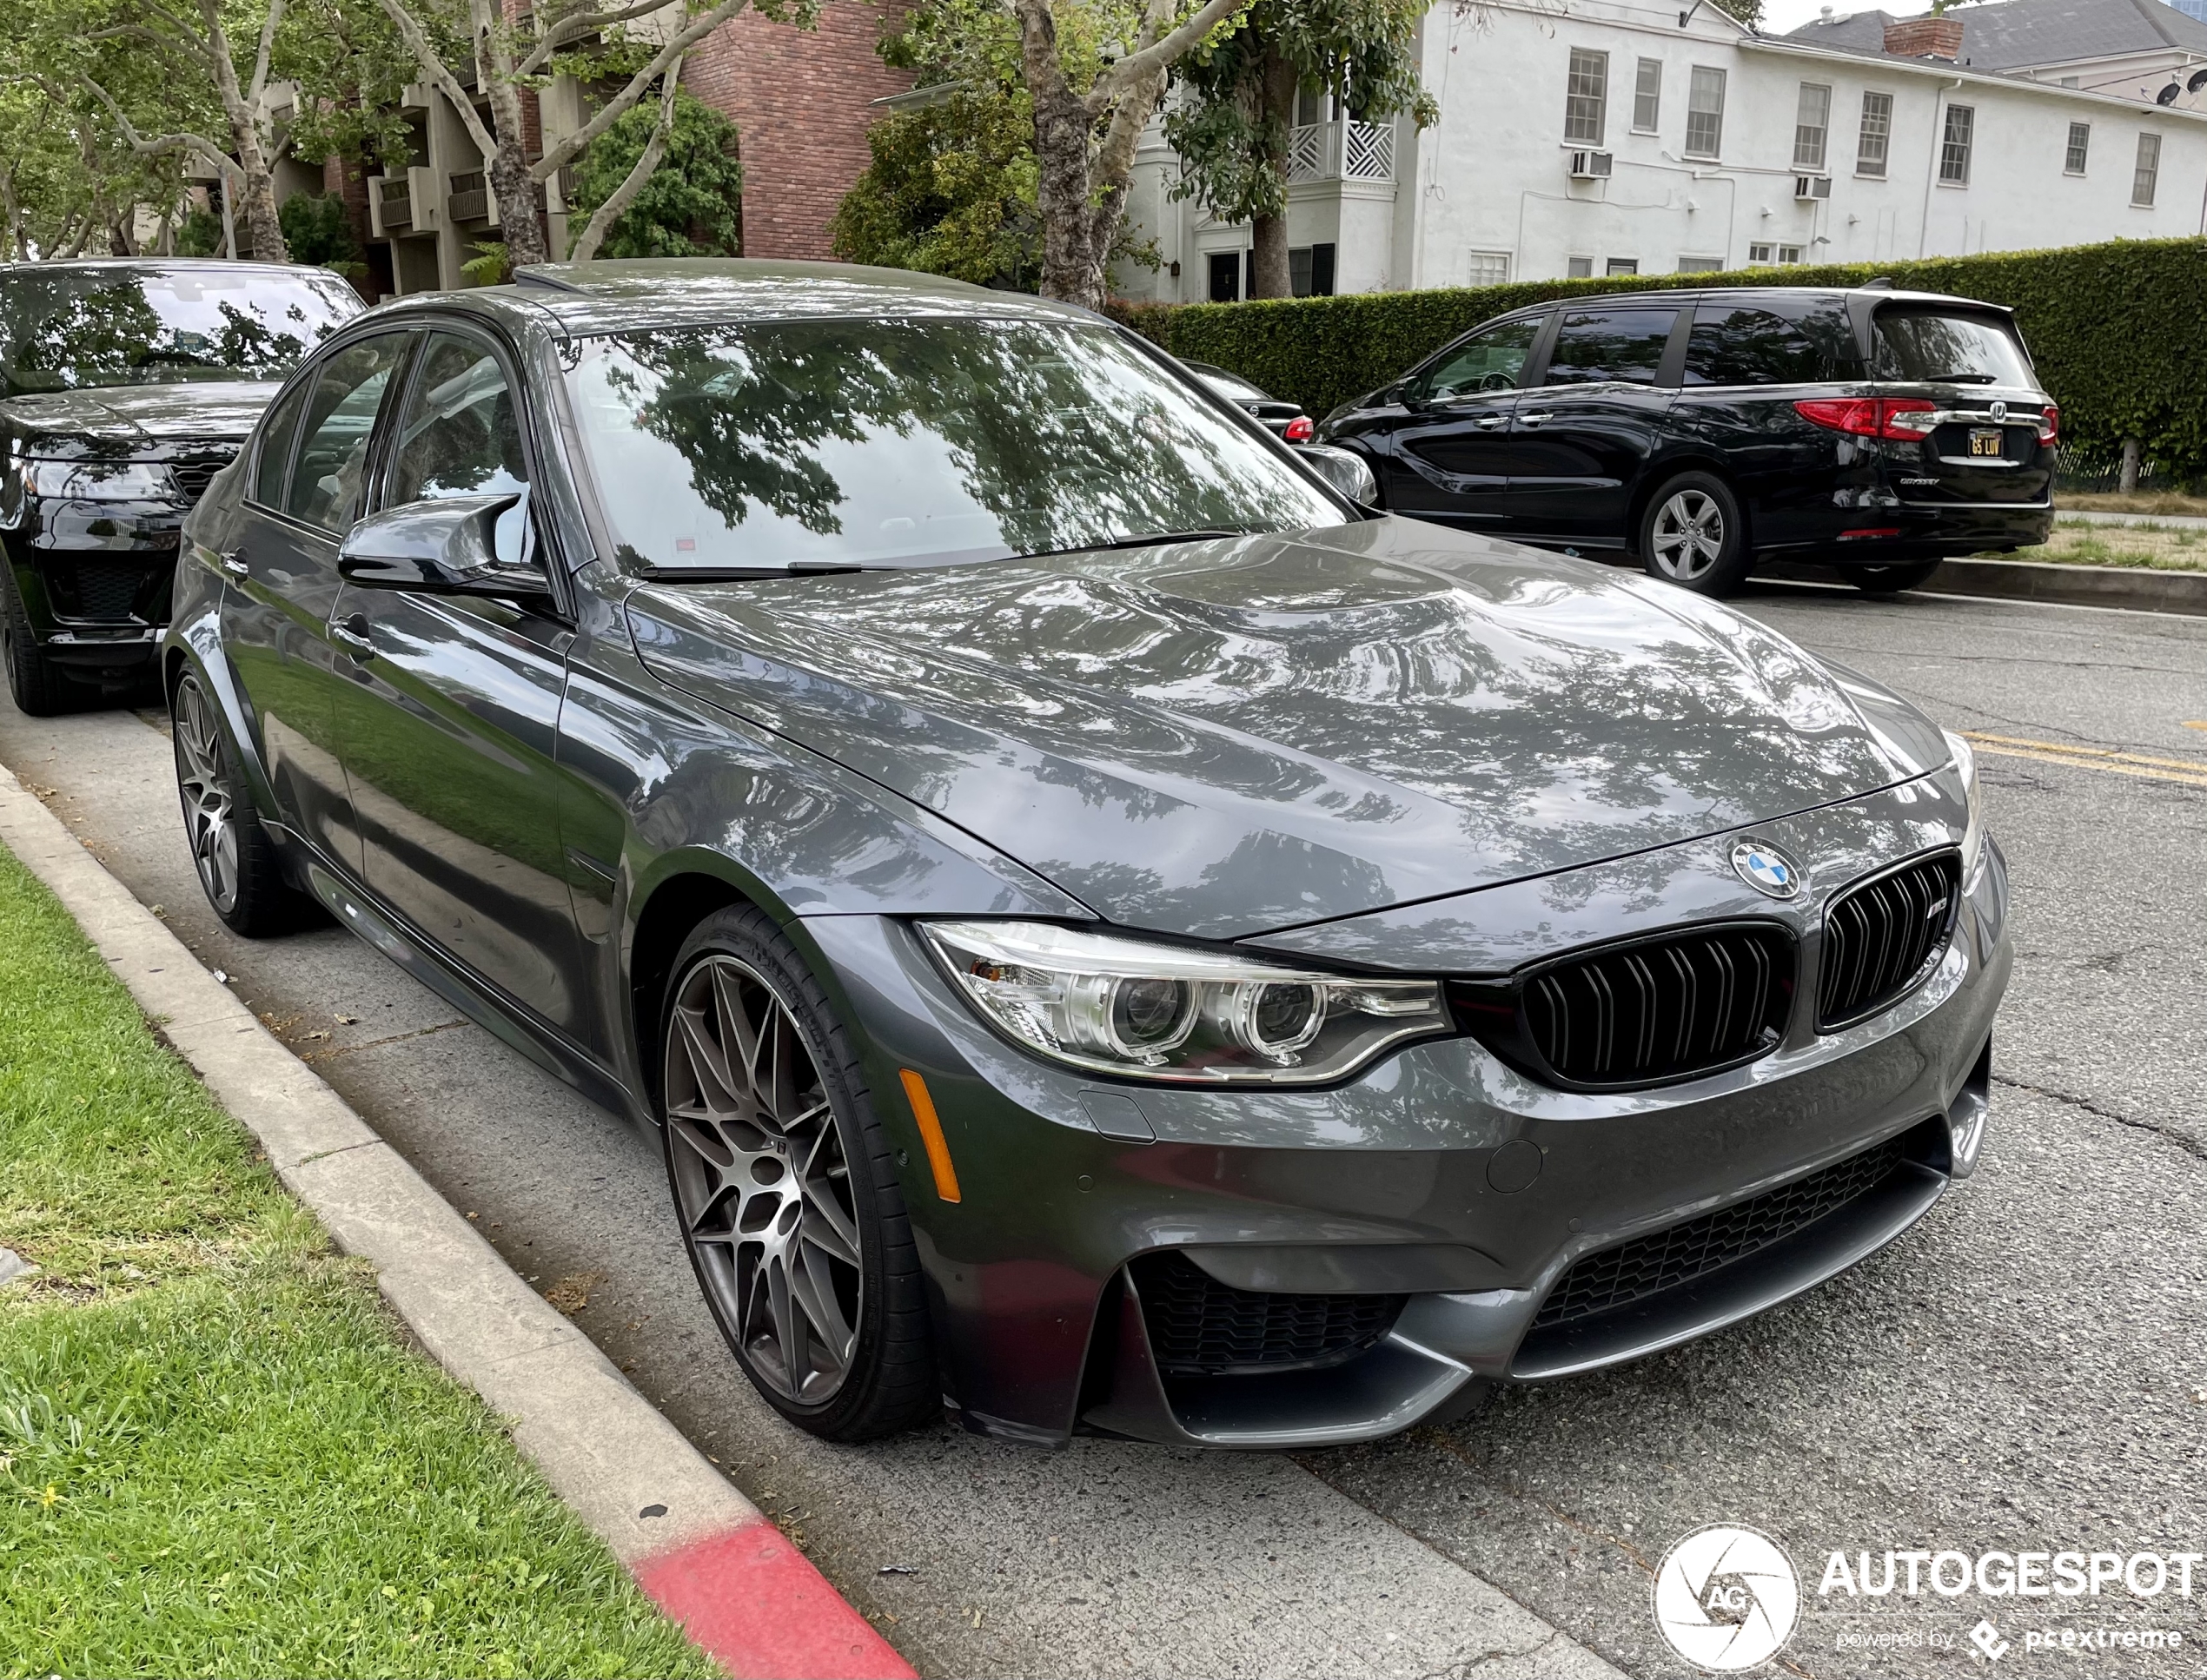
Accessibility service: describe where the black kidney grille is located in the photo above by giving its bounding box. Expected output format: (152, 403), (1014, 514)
(1130, 1252), (1402, 1376)
(1532, 1134), (1912, 1330)
(1818, 852), (1960, 1029)
(1512, 924), (1794, 1088)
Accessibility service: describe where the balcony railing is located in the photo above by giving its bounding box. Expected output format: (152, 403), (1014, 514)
(378, 174), (414, 229)
(448, 169), (489, 223)
(1287, 118), (1395, 184)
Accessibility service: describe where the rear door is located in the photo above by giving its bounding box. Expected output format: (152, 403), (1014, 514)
(219, 331), (411, 876)
(1375, 314), (1547, 531)
(1505, 304), (1685, 549)
(1867, 305), (2053, 506)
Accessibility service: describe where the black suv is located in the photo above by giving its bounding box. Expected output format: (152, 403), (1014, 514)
(1317, 285), (2056, 596)
(1, 260), (362, 713)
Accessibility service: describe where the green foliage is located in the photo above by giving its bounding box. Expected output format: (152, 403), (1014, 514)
(174, 208), (226, 257)
(279, 0), (422, 171)
(1708, 0), (1762, 25)
(565, 89), (744, 259)
(461, 241), (514, 286)
(277, 189), (362, 271)
(1112, 237), (2207, 473)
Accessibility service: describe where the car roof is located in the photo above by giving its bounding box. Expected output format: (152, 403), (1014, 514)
(1482, 284), (2012, 323)
(0, 258), (336, 279)
(446, 257), (1100, 336)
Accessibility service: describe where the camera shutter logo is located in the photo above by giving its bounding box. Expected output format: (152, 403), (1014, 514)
(1652, 1524), (1801, 1672)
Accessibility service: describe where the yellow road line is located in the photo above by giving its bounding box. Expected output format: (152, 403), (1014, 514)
(2187, 721), (2207, 733)
(1962, 731), (2207, 790)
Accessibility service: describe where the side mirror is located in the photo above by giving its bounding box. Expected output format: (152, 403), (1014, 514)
(1292, 443), (1379, 508)
(337, 489), (548, 598)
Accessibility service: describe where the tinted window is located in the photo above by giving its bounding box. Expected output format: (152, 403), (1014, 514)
(286, 336), (408, 534)
(1684, 307), (1833, 386)
(252, 379), (310, 506)
(1543, 308), (1678, 386)
(388, 334), (529, 506)
(563, 318), (1344, 572)
(0, 267), (361, 393)
(1419, 319), (1541, 400)
(1872, 309), (2032, 387)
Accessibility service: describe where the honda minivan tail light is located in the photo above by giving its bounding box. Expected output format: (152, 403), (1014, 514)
(2038, 404), (2059, 443)
(1793, 398), (1939, 440)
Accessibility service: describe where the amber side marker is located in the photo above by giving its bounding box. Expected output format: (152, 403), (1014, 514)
(898, 1068), (962, 1204)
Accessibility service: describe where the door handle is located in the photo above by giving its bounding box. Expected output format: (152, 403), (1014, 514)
(330, 613), (374, 660)
(1475, 415), (1508, 429)
(218, 550), (248, 578)
(1518, 412), (1554, 427)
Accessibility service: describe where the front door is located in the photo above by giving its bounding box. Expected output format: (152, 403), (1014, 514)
(219, 333), (410, 875)
(1506, 305), (1683, 550)
(1377, 314), (1545, 531)
(328, 328), (590, 1041)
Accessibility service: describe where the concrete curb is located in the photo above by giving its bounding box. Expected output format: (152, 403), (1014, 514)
(0, 762), (912, 1680)
(1926, 556), (2207, 617)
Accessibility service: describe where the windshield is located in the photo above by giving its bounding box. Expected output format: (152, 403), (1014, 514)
(0, 267), (362, 393)
(561, 316), (1344, 572)
(1872, 308), (2034, 387)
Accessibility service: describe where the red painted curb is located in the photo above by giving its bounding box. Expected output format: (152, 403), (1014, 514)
(634, 1517), (917, 1680)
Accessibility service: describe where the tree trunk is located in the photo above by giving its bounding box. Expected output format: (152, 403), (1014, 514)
(2119, 436), (2142, 493)
(1247, 47), (1296, 298)
(1019, 1), (1099, 306)
(209, 44), (288, 261)
(475, 0), (548, 266)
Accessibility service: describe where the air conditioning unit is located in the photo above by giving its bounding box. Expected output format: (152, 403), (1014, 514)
(1794, 173), (1833, 200)
(1568, 149), (1614, 179)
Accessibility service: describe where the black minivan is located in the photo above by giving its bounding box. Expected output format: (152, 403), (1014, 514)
(1316, 285), (2056, 596)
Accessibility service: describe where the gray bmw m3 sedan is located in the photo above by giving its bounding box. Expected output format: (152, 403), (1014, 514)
(164, 259), (2008, 1449)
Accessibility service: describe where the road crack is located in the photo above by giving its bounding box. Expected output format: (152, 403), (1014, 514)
(1993, 1072), (2207, 1163)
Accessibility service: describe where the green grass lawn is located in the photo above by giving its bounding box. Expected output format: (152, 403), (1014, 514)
(0, 844), (718, 1680)
(1987, 521), (2207, 572)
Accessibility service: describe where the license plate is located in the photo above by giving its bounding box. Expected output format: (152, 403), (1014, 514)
(1968, 429), (2005, 458)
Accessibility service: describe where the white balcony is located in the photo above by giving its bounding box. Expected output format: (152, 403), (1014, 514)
(1288, 118), (1396, 185)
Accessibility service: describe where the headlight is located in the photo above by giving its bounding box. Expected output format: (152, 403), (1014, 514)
(1942, 728), (1985, 882)
(21, 460), (176, 501)
(921, 920), (1450, 1086)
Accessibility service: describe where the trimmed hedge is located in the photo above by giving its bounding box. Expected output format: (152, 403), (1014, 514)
(1113, 237), (2207, 474)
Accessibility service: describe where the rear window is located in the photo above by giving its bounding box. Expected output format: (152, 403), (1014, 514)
(1872, 308), (2032, 387)
(1543, 308), (1678, 386)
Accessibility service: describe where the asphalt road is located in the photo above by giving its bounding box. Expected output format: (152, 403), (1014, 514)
(4, 578), (2203, 1680)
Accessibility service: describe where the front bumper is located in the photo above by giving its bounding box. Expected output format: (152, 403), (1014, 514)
(799, 782), (2011, 1450)
(1, 495), (185, 677)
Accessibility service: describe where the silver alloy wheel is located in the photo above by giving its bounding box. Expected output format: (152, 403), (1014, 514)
(665, 955), (862, 1406)
(173, 678), (242, 915)
(1650, 488), (1726, 582)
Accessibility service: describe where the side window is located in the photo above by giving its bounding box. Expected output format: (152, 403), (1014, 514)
(387, 334), (529, 507)
(1419, 319), (1542, 401)
(286, 336), (408, 534)
(1543, 308), (1678, 386)
(251, 377), (310, 507)
(1683, 307), (1829, 386)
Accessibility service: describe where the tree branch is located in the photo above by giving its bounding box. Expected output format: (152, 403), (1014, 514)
(76, 75), (242, 184)
(519, 0), (691, 72)
(567, 50), (680, 260)
(373, 0), (502, 162)
(246, 0), (291, 103)
(529, 0), (746, 175)
(85, 23), (206, 63)
(1090, 0), (1251, 109)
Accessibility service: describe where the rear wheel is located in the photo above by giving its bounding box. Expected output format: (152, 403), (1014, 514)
(1640, 473), (1753, 596)
(1, 565), (72, 718)
(171, 670), (305, 936)
(1847, 559), (1945, 595)
(659, 906), (935, 1441)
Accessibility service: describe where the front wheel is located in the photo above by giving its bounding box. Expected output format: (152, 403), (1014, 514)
(1847, 559), (1945, 595)
(2, 566), (72, 718)
(1640, 473), (1753, 596)
(659, 906), (935, 1441)
(171, 670), (306, 936)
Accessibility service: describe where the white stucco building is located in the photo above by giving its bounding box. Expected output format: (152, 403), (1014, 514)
(1115, 0), (2207, 302)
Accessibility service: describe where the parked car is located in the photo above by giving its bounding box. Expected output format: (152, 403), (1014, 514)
(167, 259), (2007, 1451)
(0, 259), (363, 714)
(1183, 359), (1313, 440)
(1317, 285), (2057, 596)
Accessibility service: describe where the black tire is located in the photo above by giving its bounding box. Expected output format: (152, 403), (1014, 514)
(1847, 559), (1945, 595)
(1639, 472), (1753, 597)
(659, 905), (935, 1441)
(170, 668), (307, 937)
(1, 564), (74, 718)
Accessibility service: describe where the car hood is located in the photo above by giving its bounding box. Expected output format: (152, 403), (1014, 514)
(625, 517), (1946, 940)
(0, 380), (278, 455)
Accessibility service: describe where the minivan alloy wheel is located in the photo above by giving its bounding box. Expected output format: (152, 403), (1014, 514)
(1650, 488), (1726, 582)
(664, 953), (864, 1406)
(173, 676), (242, 914)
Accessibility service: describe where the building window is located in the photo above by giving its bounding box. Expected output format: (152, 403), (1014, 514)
(2065, 122), (2091, 175)
(1939, 103), (1973, 184)
(1567, 256), (1594, 278)
(1857, 91), (1892, 176)
(1207, 251), (1243, 302)
(1747, 243), (1804, 265)
(1677, 255), (1725, 272)
(1793, 83), (1831, 171)
(1565, 49), (1608, 144)
(2133, 133), (2161, 204)
(1686, 67), (1726, 158)
(1468, 250), (1512, 287)
(1607, 257), (1640, 275)
(1289, 243), (1337, 295)
(1634, 58), (1662, 132)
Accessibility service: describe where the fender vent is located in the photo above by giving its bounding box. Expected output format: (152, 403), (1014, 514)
(1130, 1252), (1402, 1376)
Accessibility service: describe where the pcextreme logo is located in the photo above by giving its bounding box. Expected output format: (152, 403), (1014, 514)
(1653, 1524), (1802, 1672)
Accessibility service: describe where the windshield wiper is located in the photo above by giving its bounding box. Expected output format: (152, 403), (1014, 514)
(1017, 528), (1253, 561)
(639, 561), (875, 581)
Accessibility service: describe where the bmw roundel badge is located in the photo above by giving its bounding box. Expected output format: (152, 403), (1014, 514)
(1731, 840), (1803, 899)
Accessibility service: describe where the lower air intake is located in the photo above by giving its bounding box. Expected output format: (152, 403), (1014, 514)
(1130, 1252), (1402, 1376)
